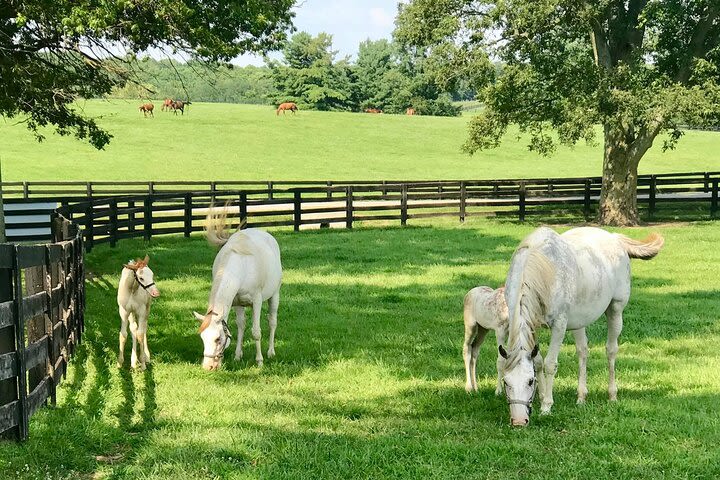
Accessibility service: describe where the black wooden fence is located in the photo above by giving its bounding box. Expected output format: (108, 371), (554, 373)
(0, 214), (85, 441)
(39, 171), (719, 251)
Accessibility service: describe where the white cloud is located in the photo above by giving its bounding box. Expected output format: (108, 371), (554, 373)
(369, 7), (394, 28)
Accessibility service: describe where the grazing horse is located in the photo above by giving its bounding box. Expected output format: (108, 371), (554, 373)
(117, 256), (160, 370)
(171, 100), (190, 115)
(365, 108), (382, 114)
(193, 207), (282, 371)
(500, 227), (664, 426)
(463, 286), (586, 396)
(276, 102), (298, 115)
(161, 98), (174, 112)
(406, 107), (416, 115)
(139, 103), (154, 117)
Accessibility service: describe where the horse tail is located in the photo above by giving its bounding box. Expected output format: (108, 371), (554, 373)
(205, 203), (233, 247)
(617, 232), (664, 260)
(506, 245), (555, 355)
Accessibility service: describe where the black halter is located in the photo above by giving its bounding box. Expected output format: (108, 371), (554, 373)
(503, 377), (538, 415)
(134, 271), (156, 291)
(203, 319), (232, 360)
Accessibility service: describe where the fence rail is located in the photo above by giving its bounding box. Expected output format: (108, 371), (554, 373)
(34, 171), (718, 252)
(0, 215), (85, 441)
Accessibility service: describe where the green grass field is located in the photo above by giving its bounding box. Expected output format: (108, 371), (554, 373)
(1, 217), (719, 479)
(1, 100), (719, 181)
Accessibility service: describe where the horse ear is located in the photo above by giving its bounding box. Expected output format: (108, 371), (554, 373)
(499, 345), (508, 359)
(192, 311), (205, 322)
(143, 255), (150, 265)
(531, 344), (540, 358)
(198, 315), (212, 333)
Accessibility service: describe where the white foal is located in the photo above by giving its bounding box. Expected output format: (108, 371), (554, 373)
(194, 207), (282, 371)
(463, 286), (509, 394)
(117, 255), (160, 370)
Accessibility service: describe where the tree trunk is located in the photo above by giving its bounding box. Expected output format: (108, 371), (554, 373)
(598, 126), (642, 226)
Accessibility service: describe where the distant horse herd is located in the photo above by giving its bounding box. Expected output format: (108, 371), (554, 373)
(139, 100), (419, 117)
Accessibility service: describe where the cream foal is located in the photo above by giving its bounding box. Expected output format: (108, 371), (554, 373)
(117, 256), (160, 370)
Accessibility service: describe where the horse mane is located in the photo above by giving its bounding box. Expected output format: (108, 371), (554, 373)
(506, 243), (555, 369)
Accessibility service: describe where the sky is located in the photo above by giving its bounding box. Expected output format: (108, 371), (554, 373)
(233, 0), (401, 66)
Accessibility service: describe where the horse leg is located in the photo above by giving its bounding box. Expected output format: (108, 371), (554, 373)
(141, 311), (151, 365)
(129, 314), (139, 369)
(532, 349), (546, 404)
(495, 325), (508, 396)
(462, 322), (480, 392)
(234, 306), (246, 361)
(251, 296), (263, 366)
(267, 292), (280, 359)
(118, 307), (129, 367)
(540, 320), (567, 415)
(573, 328), (589, 404)
(606, 300), (625, 401)
(135, 310), (148, 370)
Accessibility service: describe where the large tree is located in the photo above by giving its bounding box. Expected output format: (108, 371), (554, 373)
(396, 0), (720, 225)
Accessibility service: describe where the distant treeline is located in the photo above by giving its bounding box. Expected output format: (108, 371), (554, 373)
(109, 59), (276, 104)
(111, 32), (476, 117)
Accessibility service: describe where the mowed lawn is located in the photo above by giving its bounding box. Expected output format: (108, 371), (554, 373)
(1, 217), (719, 479)
(1, 100), (719, 181)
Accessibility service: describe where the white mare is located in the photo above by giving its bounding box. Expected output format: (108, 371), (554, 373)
(501, 227), (664, 426)
(117, 255), (161, 370)
(463, 285), (586, 397)
(194, 208), (282, 371)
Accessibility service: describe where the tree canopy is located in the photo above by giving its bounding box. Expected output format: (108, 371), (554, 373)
(396, 0), (720, 225)
(0, 0), (294, 148)
(268, 32), (462, 115)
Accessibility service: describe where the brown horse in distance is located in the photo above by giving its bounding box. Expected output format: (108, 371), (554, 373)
(139, 103), (154, 117)
(171, 100), (191, 115)
(276, 102), (298, 115)
(161, 98), (173, 112)
(406, 107), (416, 116)
(365, 108), (382, 114)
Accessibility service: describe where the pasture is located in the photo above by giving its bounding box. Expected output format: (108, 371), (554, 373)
(1, 217), (719, 479)
(1, 100), (719, 182)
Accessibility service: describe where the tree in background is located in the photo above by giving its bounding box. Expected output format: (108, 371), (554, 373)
(396, 0), (720, 225)
(270, 32), (462, 116)
(268, 32), (357, 111)
(0, 0), (294, 150)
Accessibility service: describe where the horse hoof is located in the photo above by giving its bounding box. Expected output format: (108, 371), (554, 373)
(267, 349), (275, 358)
(540, 405), (553, 415)
(234, 353), (243, 361)
(256, 360), (264, 367)
(576, 397), (586, 405)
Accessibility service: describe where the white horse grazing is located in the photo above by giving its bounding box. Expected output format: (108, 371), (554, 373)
(117, 256), (160, 370)
(501, 226), (664, 426)
(463, 286), (587, 397)
(193, 208), (282, 371)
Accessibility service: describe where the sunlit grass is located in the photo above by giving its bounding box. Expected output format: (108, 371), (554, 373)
(1, 100), (718, 182)
(1, 217), (719, 479)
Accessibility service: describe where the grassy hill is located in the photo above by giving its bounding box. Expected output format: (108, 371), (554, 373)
(0, 99), (718, 181)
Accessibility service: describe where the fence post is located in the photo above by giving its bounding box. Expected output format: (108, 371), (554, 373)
(239, 192), (248, 229)
(25, 264), (44, 395)
(293, 191), (301, 232)
(86, 182), (92, 200)
(704, 172), (710, 193)
(23, 182), (29, 200)
(84, 203), (94, 252)
(401, 184), (408, 226)
(268, 182), (274, 201)
(345, 186), (353, 229)
(583, 179), (592, 221)
(184, 193), (192, 237)
(648, 175), (657, 219)
(128, 200), (136, 233)
(45, 246), (57, 406)
(326, 181), (333, 199)
(519, 182), (526, 222)
(144, 195), (153, 241)
(712, 179), (718, 218)
(12, 247), (29, 441)
(109, 199), (118, 247)
(210, 181), (217, 203)
(460, 181), (467, 223)
(0, 246), (18, 440)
